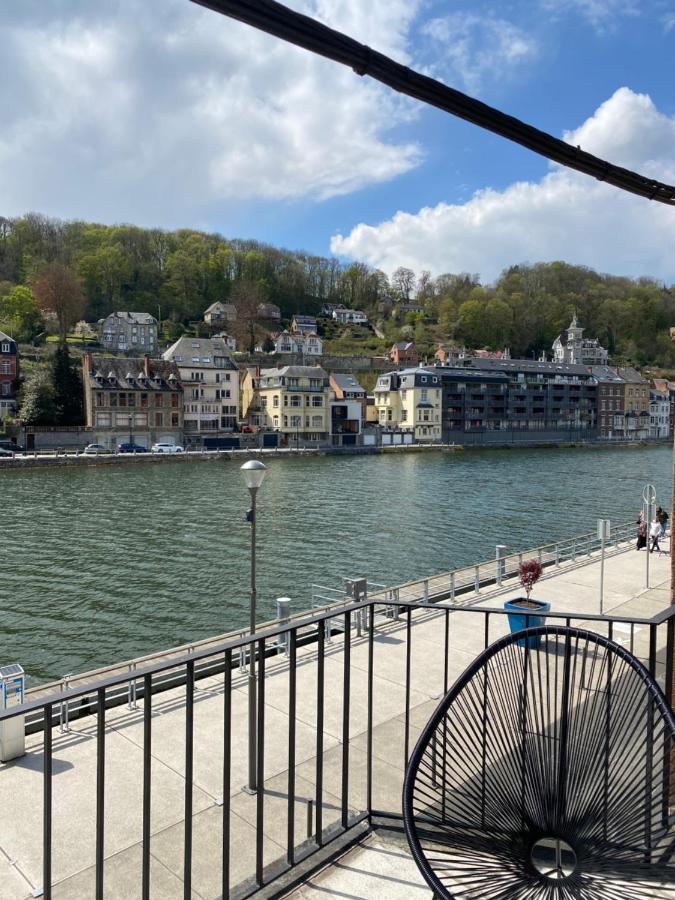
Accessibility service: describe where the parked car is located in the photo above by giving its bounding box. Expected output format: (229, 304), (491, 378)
(0, 447), (14, 457)
(151, 442), (184, 453)
(239, 424), (260, 433)
(83, 443), (109, 455)
(117, 442), (149, 454)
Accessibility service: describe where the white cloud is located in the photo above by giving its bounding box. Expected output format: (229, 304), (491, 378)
(0, 0), (423, 225)
(421, 13), (538, 93)
(540, 0), (639, 31)
(331, 88), (675, 283)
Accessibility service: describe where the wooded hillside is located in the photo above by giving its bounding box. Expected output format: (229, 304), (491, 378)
(1, 213), (673, 365)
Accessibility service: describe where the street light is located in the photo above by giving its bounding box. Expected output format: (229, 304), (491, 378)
(240, 459), (267, 793)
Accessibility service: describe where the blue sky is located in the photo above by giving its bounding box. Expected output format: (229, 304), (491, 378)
(2, 0), (674, 283)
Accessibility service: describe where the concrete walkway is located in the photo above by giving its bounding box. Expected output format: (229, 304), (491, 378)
(0, 542), (671, 899)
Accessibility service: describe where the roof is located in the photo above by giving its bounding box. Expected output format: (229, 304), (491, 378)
(162, 336), (238, 369)
(434, 365), (509, 385)
(87, 356), (182, 390)
(467, 357), (592, 377)
(292, 315), (317, 322)
(589, 365), (625, 383)
(392, 342), (416, 351)
(204, 301), (236, 314)
(331, 373), (366, 394)
(260, 365), (328, 379)
(0, 330), (17, 345)
(103, 311), (156, 325)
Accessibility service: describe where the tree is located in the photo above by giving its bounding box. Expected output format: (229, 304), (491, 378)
(18, 369), (55, 425)
(51, 345), (84, 425)
(231, 280), (268, 353)
(392, 266), (416, 301)
(262, 336), (275, 353)
(0, 285), (44, 342)
(31, 263), (85, 344)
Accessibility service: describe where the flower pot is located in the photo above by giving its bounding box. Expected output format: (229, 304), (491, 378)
(504, 598), (551, 648)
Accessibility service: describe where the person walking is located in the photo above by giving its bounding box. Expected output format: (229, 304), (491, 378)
(636, 511), (647, 550)
(650, 518), (661, 554)
(656, 506), (669, 538)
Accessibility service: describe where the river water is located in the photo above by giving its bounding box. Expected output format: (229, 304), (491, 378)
(3, 445), (671, 684)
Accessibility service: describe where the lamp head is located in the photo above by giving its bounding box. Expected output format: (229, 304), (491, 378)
(240, 459), (267, 491)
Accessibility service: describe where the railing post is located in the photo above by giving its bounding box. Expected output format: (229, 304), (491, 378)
(276, 597), (291, 655)
(474, 566), (480, 595)
(495, 545), (507, 585)
(555, 544), (560, 567)
(423, 579), (429, 605)
(450, 572), (455, 602)
(572, 539), (576, 561)
(60, 673), (72, 733)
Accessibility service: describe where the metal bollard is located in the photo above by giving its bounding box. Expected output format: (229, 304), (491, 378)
(127, 662), (138, 710)
(276, 597), (291, 656)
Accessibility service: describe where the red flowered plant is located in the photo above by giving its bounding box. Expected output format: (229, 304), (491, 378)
(518, 560), (543, 599)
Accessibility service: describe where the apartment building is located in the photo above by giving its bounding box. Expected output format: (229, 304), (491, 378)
(99, 312), (158, 354)
(591, 366), (649, 439)
(374, 368), (442, 442)
(273, 330), (323, 356)
(82, 353), (183, 448)
(241, 365), (331, 443)
(162, 337), (239, 442)
(0, 331), (19, 421)
(291, 315), (318, 334)
(203, 302), (237, 325)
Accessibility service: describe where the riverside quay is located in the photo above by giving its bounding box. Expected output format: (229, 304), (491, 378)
(0, 527), (672, 898)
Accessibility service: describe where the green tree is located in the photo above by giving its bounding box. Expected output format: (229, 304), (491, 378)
(0, 285), (44, 342)
(51, 345), (84, 425)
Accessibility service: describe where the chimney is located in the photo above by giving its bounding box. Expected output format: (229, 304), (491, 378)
(144, 354), (151, 377)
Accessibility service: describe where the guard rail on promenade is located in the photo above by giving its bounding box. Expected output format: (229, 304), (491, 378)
(1, 591), (671, 900)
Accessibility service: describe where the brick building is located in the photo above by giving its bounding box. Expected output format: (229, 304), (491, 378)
(0, 331), (19, 422)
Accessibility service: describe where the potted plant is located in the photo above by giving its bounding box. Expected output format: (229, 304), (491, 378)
(504, 560), (550, 647)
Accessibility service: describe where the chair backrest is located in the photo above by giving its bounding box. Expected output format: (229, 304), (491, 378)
(403, 625), (675, 899)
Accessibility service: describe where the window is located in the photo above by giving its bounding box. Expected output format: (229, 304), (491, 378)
(95, 392), (105, 407)
(291, 415), (301, 427)
(155, 394), (163, 408)
(260, 396), (267, 408)
(290, 396), (301, 407)
(141, 393), (148, 408)
(103, 332), (112, 343)
(273, 416), (279, 427)
(283, 415), (288, 427)
(155, 412), (164, 426)
(171, 413), (179, 427)
(116, 413), (131, 426)
(110, 393), (118, 407)
(128, 393), (136, 407)
(134, 413), (147, 427)
(421, 389), (428, 402)
(312, 415), (322, 427)
(311, 396), (323, 407)
(95, 412), (111, 427)
(171, 393), (179, 408)
(273, 396), (279, 408)
(119, 393), (127, 407)
(0, 361), (10, 374)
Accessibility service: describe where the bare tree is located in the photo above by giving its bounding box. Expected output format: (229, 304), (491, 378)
(231, 279), (267, 353)
(31, 262), (85, 344)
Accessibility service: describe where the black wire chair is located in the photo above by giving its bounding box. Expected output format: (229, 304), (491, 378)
(402, 625), (675, 899)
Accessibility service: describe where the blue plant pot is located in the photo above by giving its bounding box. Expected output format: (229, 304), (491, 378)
(504, 598), (551, 648)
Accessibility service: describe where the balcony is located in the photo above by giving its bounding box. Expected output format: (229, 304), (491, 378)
(0, 529), (670, 899)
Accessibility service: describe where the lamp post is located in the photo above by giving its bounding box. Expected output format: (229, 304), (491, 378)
(240, 459), (267, 793)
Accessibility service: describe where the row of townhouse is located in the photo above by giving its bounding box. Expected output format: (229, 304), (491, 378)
(374, 358), (664, 444)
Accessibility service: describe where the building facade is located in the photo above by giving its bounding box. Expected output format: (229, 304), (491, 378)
(162, 337), (239, 442)
(390, 342), (419, 366)
(273, 331), (323, 356)
(99, 312), (158, 354)
(241, 365), (331, 443)
(332, 309), (368, 325)
(204, 302), (237, 325)
(649, 387), (670, 439)
(83, 354), (183, 448)
(552, 314), (608, 366)
(0, 331), (19, 421)
(291, 315), (317, 334)
(461, 357), (598, 440)
(374, 368), (442, 442)
(329, 373), (367, 421)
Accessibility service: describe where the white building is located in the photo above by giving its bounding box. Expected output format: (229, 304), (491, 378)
(332, 309), (368, 325)
(649, 388), (670, 439)
(273, 330), (323, 356)
(162, 336), (239, 443)
(552, 314), (608, 366)
(99, 312), (158, 354)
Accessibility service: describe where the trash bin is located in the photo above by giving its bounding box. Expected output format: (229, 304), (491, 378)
(0, 664), (26, 762)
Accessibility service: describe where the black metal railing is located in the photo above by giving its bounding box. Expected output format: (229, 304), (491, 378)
(0, 598), (672, 899)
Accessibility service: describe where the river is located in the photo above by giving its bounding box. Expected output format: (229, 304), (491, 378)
(2, 444), (671, 684)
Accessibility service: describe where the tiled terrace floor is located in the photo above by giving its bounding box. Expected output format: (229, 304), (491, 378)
(0, 541), (671, 899)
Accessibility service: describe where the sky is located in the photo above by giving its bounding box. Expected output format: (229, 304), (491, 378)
(2, 0), (675, 285)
